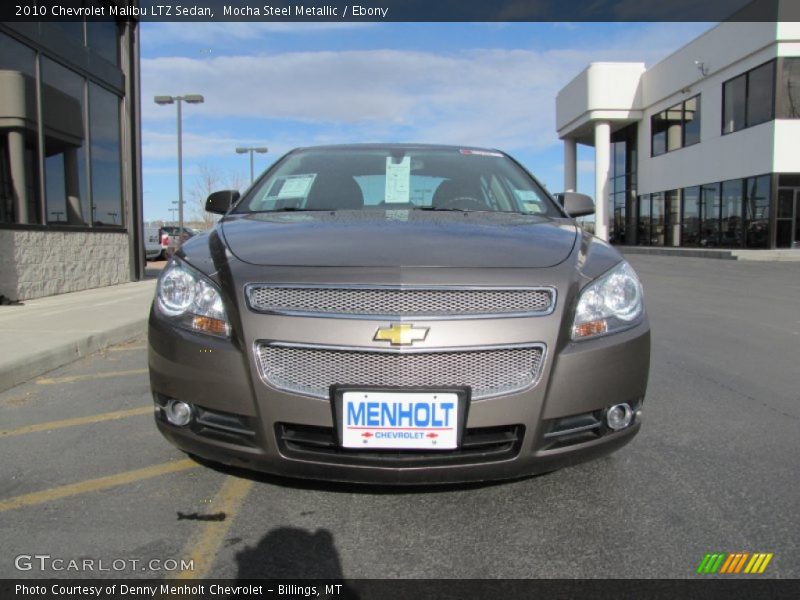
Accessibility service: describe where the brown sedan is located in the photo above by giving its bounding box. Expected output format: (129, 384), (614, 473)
(148, 144), (650, 484)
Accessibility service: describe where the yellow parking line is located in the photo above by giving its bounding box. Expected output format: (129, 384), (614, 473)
(0, 406), (153, 438)
(171, 476), (254, 579)
(37, 369), (149, 385)
(0, 459), (198, 512)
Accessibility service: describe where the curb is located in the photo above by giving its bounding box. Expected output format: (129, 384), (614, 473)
(620, 247), (736, 260)
(0, 319), (147, 394)
(620, 247), (800, 261)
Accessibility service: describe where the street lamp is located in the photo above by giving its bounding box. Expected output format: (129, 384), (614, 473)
(235, 146), (269, 184)
(154, 94), (204, 240)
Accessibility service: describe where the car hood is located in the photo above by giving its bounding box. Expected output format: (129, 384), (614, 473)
(220, 211), (578, 268)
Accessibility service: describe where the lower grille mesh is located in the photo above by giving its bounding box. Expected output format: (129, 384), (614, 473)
(276, 423), (524, 467)
(255, 343), (544, 400)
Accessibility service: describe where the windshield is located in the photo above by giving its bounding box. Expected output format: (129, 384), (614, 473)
(234, 147), (561, 216)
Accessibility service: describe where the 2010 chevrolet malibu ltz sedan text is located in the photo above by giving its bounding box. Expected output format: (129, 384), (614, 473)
(148, 144), (650, 484)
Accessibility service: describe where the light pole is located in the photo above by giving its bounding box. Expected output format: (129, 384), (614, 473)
(236, 146), (269, 184)
(154, 94), (204, 240)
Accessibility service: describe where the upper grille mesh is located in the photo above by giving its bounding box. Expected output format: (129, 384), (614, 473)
(246, 286), (554, 318)
(255, 344), (544, 400)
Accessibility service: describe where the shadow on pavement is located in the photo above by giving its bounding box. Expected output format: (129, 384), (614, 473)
(235, 526), (349, 580)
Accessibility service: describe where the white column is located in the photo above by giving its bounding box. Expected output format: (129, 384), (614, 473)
(563, 138), (577, 193)
(7, 130), (29, 223)
(593, 121), (611, 241)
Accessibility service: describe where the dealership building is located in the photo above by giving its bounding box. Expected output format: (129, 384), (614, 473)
(0, 14), (143, 301)
(557, 16), (800, 249)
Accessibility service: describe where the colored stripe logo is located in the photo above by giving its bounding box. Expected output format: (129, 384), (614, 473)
(696, 552), (773, 574)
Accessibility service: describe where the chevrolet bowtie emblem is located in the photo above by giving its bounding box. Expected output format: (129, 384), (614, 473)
(373, 323), (429, 346)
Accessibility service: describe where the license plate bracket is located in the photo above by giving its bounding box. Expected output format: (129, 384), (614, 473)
(331, 386), (470, 451)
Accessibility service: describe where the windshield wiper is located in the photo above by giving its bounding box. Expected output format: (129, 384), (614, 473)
(415, 206), (531, 215)
(414, 206), (472, 212)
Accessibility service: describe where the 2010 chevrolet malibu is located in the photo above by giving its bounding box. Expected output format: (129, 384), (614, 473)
(148, 144), (650, 484)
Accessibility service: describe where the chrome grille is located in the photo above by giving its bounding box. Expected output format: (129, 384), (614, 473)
(245, 285), (555, 319)
(255, 343), (545, 400)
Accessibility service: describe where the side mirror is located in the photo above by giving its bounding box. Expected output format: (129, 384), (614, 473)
(555, 192), (595, 217)
(205, 190), (240, 214)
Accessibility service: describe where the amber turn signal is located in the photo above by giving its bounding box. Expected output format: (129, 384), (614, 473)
(573, 320), (608, 339)
(192, 316), (229, 336)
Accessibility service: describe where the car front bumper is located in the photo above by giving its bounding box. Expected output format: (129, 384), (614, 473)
(148, 307), (650, 484)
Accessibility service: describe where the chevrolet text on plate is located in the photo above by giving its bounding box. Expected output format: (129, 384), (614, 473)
(148, 144), (650, 484)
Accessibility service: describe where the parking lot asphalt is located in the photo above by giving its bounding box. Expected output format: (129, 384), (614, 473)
(0, 255), (798, 579)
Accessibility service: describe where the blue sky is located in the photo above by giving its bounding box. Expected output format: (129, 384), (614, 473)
(141, 21), (713, 222)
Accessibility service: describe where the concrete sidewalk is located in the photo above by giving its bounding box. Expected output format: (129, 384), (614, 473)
(0, 274), (158, 393)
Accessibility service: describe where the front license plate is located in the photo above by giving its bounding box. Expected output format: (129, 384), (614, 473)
(339, 390), (460, 450)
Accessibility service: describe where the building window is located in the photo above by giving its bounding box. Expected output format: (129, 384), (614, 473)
(723, 74), (746, 134)
(682, 186), (701, 246)
(778, 58), (800, 118)
(638, 195), (651, 245)
(0, 32), (41, 224)
(776, 189), (793, 248)
(722, 60), (776, 134)
(651, 95), (701, 156)
(651, 112), (667, 156)
(637, 178), (774, 249)
(86, 19), (120, 66)
(747, 62), (775, 127)
(52, 21), (85, 46)
(610, 124), (637, 245)
(89, 83), (123, 227)
(664, 189), (681, 247)
(744, 175), (770, 248)
(683, 96), (701, 146)
(610, 138), (625, 244)
(701, 183), (721, 247)
(650, 192), (665, 246)
(720, 179), (744, 247)
(42, 58), (90, 226)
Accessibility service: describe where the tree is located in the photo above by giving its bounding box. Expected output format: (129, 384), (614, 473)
(188, 163), (247, 228)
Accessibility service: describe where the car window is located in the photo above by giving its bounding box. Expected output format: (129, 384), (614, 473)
(237, 147), (559, 216)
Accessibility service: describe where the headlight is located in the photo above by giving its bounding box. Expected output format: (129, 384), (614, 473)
(572, 261), (643, 340)
(156, 259), (230, 337)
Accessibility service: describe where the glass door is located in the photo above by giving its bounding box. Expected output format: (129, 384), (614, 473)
(796, 191), (800, 248)
(793, 190), (800, 248)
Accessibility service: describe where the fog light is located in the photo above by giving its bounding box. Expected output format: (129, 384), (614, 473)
(165, 399), (193, 427)
(606, 403), (633, 431)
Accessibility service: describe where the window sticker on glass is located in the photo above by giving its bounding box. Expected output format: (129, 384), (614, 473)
(385, 156), (411, 203)
(522, 201), (545, 214)
(277, 174), (316, 199)
(515, 190), (540, 201)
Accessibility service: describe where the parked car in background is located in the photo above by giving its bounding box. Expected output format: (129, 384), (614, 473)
(144, 226), (163, 261)
(161, 225), (199, 259)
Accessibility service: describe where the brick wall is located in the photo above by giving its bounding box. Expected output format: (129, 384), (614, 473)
(0, 229), (131, 301)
